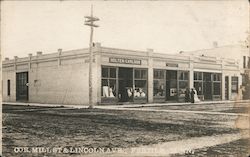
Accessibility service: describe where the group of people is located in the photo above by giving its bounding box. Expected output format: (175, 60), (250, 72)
(185, 88), (200, 103)
(127, 88), (146, 98)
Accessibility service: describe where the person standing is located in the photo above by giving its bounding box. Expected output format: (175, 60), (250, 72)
(190, 88), (195, 103)
(185, 88), (190, 102)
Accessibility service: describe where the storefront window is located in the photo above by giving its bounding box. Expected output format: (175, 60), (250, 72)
(134, 69), (147, 98)
(194, 72), (202, 80)
(179, 71), (189, 80)
(213, 82), (221, 95)
(101, 67), (117, 98)
(194, 72), (203, 95)
(194, 82), (203, 95)
(213, 73), (221, 81)
(178, 71), (189, 97)
(212, 73), (221, 96)
(102, 67), (109, 78)
(231, 76), (238, 93)
(153, 70), (165, 97)
(110, 68), (116, 78)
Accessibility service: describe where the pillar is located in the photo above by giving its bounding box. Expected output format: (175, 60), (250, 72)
(92, 42), (102, 105)
(228, 76), (232, 100)
(221, 73), (226, 100)
(189, 56), (194, 89)
(147, 49), (154, 103)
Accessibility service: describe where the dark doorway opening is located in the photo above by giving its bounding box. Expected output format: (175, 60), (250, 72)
(166, 70), (177, 101)
(203, 73), (212, 100)
(225, 76), (229, 100)
(16, 72), (29, 101)
(118, 68), (133, 102)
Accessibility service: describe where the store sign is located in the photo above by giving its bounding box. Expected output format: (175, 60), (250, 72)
(166, 63), (178, 67)
(109, 57), (141, 65)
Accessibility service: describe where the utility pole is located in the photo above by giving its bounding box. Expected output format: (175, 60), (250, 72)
(84, 5), (99, 108)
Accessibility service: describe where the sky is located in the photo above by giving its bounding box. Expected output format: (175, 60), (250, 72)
(1, 0), (249, 58)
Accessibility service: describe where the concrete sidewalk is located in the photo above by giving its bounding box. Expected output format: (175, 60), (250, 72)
(3, 100), (250, 109)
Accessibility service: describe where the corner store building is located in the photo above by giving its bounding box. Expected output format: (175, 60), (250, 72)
(2, 43), (242, 105)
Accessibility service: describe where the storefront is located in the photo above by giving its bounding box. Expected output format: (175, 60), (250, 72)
(101, 66), (148, 104)
(2, 43), (242, 105)
(193, 72), (222, 101)
(153, 69), (189, 102)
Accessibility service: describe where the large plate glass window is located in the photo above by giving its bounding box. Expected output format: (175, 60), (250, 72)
(101, 67), (117, 98)
(134, 69), (147, 98)
(231, 76), (238, 93)
(194, 72), (203, 95)
(153, 69), (165, 97)
(213, 73), (221, 96)
(178, 71), (189, 97)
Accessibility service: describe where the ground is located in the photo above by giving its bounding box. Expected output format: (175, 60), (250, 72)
(2, 102), (250, 157)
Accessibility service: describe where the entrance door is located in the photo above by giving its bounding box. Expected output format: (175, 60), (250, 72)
(16, 72), (29, 101)
(203, 73), (212, 100)
(166, 70), (177, 101)
(225, 76), (229, 100)
(118, 68), (133, 102)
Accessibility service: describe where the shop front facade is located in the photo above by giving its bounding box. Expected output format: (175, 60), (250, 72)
(98, 45), (241, 104)
(2, 43), (242, 105)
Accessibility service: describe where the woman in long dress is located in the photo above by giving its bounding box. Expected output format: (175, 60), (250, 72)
(193, 88), (200, 102)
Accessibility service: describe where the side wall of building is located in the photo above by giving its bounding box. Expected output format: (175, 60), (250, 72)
(3, 66), (16, 102)
(2, 49), (101, 105)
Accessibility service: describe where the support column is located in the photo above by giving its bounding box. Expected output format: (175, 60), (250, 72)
(92, 42), (102, 105)
(221, 60), (225, 100)
(147, 49), (154, 103)
(28, 54), (32, 70)
(189, 56), (194, 89)
(221, 73), (226, 100)
(228, 76), (232, 100)
(238, 74), (243, 100)
(14, 56), (18, 101)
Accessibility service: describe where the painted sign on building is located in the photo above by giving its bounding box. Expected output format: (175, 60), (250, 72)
(109, 57), (141, 65)
(166, 63), (178, 67)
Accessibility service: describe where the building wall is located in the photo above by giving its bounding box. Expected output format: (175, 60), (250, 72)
(3, 68), (16, 102)
(2, 48), (98, 105)
(28, 63), (89, 105)
(2, 44), (243, 105)
(181, 44), (249, 72)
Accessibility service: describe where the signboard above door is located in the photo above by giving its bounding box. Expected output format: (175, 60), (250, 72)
(109, 57), (141, 65)
(166, 63), (178, 67)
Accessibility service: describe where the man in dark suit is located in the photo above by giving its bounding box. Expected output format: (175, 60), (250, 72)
(190, 88), (195, 103)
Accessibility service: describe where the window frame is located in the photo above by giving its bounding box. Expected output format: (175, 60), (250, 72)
(153, 69), (166, 98)
(101, 66), (118, 98)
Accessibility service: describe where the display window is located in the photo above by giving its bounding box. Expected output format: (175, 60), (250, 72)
(212, 73), (221, 96)
(194, 72), (203, 95)
(134, 69), (147, 98)
(153, 70), (165, 97)
(178, 71), (189, 97)
(101, 67), (117, 98)
(231, 76), (238, 93)
(194, 72), (202, 80)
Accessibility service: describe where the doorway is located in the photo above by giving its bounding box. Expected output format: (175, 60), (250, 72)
(203, 73), (212, 100)
(225, 76), (229, 100)
(166, 70), (177, 101)
(16, 72), (29, 101)
(118, 68), (133, 102)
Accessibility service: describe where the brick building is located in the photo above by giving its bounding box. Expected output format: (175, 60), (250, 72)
(180, 44), (250, 99)
(2, 43), (242, 105)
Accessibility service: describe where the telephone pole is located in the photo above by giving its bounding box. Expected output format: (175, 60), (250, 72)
(84, 5), (99, 108)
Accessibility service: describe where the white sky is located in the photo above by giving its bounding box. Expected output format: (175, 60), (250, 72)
(1, 1), (249, 58)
